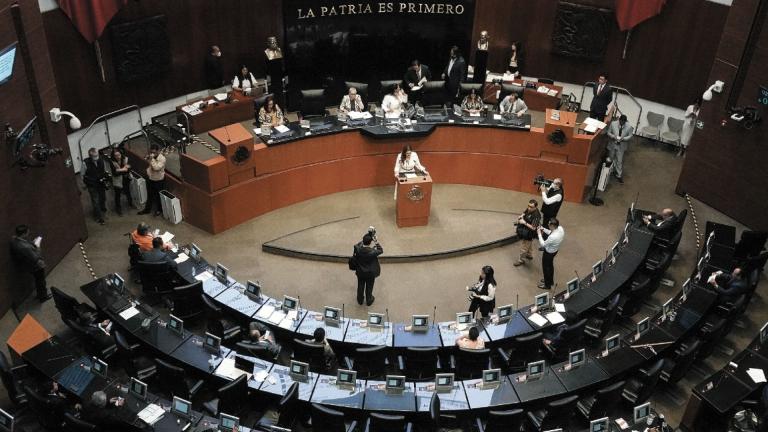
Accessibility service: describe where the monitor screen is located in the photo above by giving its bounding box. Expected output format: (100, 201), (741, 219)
(337, 369), (355, 384)
(606, 334), (619, 352)
(482, 369), (500, 384)
(611, 242), (620, 259)
(130, 378), (147, 400)
(325, 307), (339, 320)
(566, 277), (579, 294)
(290, 360), (308, 377)
(110, 273), (125, 290)
(204, 333), (221, 352)
(413, 315), (428, 327)
(172, 397), (191, 417)
(633, 402), (650, 423)
(535, 293), (548, 307)
(190, 243), (201, 259)
(386, 375), (405, 389)
(456, 312), (472, 325)
(168, 315), (183, 335)
(0, 43), (17, 85)
(215, 263), (228, 280)
(283, 296), (298, 311)
(497, 304), (513, 318)
(528, 361), (544, 377)
(92, 357), (107, 377)
(683, 278), (691, 295)
(592, 260), (603, 277)
(436, 373), (453, 387)
(219, 413), (239, 432)
(569, 349), (585, 367)
(590, 418), (609, 432)
(246, 280), (260, 296)
(662, 298), (673, 318)
(0, 408), (13, 432)
(637, 317), (650, 335)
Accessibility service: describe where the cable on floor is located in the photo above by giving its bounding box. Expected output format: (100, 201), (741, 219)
(78, 241), (98, 280)
(685, 193), (701, 252)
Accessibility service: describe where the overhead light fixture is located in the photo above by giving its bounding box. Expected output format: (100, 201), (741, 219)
(49, 107), (82, 130)
(702, 80), (725, 101)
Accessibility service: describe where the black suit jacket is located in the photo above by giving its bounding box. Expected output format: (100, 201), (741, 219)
(443, 56), (466, 92)
(204, 54), (223, 89)
(354, 242), (383, 278)
(10, 236), (45, 272)
(589, 83), (613, 116)
(715, 276), (748, 304)
(404, 65), (432, 89)
(82, 402), (124, 429)
(83, 157), (108, 188)
(646, 214), (678, 240)
(140, 248), (178, 270)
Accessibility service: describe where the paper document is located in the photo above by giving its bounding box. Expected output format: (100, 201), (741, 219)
(404, 173), (417, 179)
(253, 128), (262, 135)
(493, 114), (502, 120)
(411, 84), (423, 91)
(502, 73), (516, 81)
(137, 403), (164, 425)
(547, 89), (558, 97)
(119, 306), (140, 320)
(256, 304), (276, 319)
(254, 370), (269, 382)
(347, 111), (372, 120)
(485, 73), (502, 82)
(174, 253), (189, 264)
(214, 93), (228, 101)
(583, 117), (607, 129)
(528, 313), (548, 327)
(160, 232), (174, 244)
(554, 303), (566, 313)
(546, 312), (565, 325)
(33, 236), (42, 248)
(195, 271), (214, 282)
(584, 124), (598, 134)
(216, 358), (251, 380)
(278, 318), (294, 329)
(286, 310), (298, 321)
(747, 368), (767, 383)
(537, 86), (550, 93)
(274, 125), (290, 133)
(268, 311), (286, 325)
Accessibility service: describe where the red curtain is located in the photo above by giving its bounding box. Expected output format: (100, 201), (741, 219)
(615, 0), (666, 31)
(57, 0), (128, 43)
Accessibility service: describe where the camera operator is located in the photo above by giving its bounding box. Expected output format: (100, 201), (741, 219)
(352, 227), (383, 306)
(539, 177), (564, 228)
(514, 199), (541, 267)
(83, 147), (109, 225)
(138, 144), (166, 217)
(537, 218), (564, 290)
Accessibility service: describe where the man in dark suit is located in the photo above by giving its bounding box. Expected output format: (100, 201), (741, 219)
(79, 390), (125, 429)
(710, 267), (748, 304)
(404, 59), (431, 103)
(141, 237), (177, 270)
(441, 46), (466, 105)
(83, 147), (109, 225)
(204, 45), (224, 89)
(9, 224), (51, 302)
(353, 232), (383, 306)
(589, 74), (613, 120)
(642, 208), (678, 241)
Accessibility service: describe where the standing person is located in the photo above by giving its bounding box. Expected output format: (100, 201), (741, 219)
(352, 231), (383, 306)
(467, 265), (497, 318)
(83, 147), (109, 225)
(540, 178), (564, 228)
(109, 148), (132, 216)
(441, 46), (466, 105)
(679, 98), (701, 156)
(393, 145), (428, 199)
(204, 45), (224, 89)
(606, 114), (634, 184)
(505, 42), (523, 76)
(9, 225), (51, 302)
(514, 199), (541, 266)
(138, 144), (166, 217)
(589, 74), (613, 120)
(473, 31), (490, 83)
(537, 218), (565, 290)
(404, 59), (431, 103)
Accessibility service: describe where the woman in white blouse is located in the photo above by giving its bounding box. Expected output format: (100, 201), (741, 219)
(679, 98), (701, 156)
(467, 265), (497, 318)
(393, 145), (428, 199)
(382, 84), (407, 118)
(232, 65), (257, 91)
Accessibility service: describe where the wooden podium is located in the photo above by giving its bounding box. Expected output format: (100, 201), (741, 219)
(396, 174), (432, 227)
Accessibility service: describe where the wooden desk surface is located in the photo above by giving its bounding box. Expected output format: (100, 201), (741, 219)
(7, 314), (52, 356)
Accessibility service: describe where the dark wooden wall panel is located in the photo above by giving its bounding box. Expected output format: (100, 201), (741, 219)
(0, 0), (87, 314)
(470, 0), (728, 109)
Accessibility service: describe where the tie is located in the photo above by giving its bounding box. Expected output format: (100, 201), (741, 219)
(418, 69), (421, 80)
(598, 84), (603, 94)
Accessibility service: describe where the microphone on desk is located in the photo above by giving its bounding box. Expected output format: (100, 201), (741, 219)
(433, 306), (437, 328)
(575, 270), (581, 286)
(385, 308), (390, 328)
(341, 303), (345, 324)
(223, 125), (231, 142)
(297, 296), (302, 315)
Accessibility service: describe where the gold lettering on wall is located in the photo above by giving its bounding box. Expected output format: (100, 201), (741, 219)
(297, 2), (466, 19)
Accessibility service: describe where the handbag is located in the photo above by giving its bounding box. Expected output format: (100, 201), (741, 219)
(348, 254), (358, 271)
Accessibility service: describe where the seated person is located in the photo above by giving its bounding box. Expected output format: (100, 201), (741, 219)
(709, 267), (748, 304)
(78, 390), (124, 429)
(542, 311), (577, 350)
(248, 321), (281, 359)
(339, 87), (365, 114)
(461, 89), (484, 113)
(130, 222), (173, 252)
(232, 65), (257, 92)
(382, 84), (407, 118)
(45, 381), (69, 412)
(642, 208), (678, 239)
(313, 327), (336, 369)
(258, 96), (285, 128)
(499, 92), (527, 117)
(455, 326), (486, 350)
(140, 237), (178, 270)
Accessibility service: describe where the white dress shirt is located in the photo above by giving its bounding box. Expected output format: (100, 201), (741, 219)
(500, 96), (528, 115)
(538, 226), (565, 253)
(232, 73), (257, 89)
(382, 94), (402, 118)
(468, 281), (496, 302)
(541, 186), (563, 205)
(394, 152), (427, 176)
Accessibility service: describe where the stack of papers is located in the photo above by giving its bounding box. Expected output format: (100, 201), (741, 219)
(528, 313), (548, 327)
(137, 404), (164, 425)
(181, 105), (202, 116)
(195, 271), (214, 282)
(254, 370), (270, 382)
(554, 303), (566, 313)
(348, 111), (372, 120)
(485, 73), (503, 82)
(174, 253), (189, 264)
(268, 311), (286, 325)
(537, 86), (550, 93)
(546, 312), (565, 324)
(274, 125), (290, 133)
(547, 88), (559, 96)
(214, 93), (228, 101)
(215, 358), (251, 380)
(160, 232), (174, 243)
(582, 117), (607, 133)
(502, 72), (516, 81)
(256, 304), (276, 319)
(119, 306), (140, 320)
(747, 368), (766, 383)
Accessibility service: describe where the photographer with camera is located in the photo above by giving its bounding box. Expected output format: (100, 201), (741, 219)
(467, 265), (497, 319)
(351, 227), (383, 306)
(138, 144), (167, 217)
(514, 199), (541, 267)
(537, 218), (564, 290)
(538, 177), (564, 228)
(83, 147), (110, 225)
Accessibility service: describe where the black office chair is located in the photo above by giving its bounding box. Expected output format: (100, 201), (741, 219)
(23, 385), (60, 428)
(475, 408), (525, 432)
(345, 81), (369, 101)
(696, 315), (727, 360)
(584, 293), (622, 344)
(644, 244), (675, 276)
(716, 293), (748, 320)
(0, 351), (27, 407)
(63, 412), (96, 432)
(451, 348), (492, 380)
(164, 281), (204, 321)
(500, 84), (524, 100)
(292, 338), (328, 372)
(576, 379), (625, 421)
(63, 318), (116, 360)
(622, 358), (664, 405)
(235, 341), (278, 362)
(365, 412), (413, 432)
(459, 83), (483, 100)
(253, 92), (275, 125)
(537, 78), (555, 85)
(526, 394), (579, 431)
(300, 89), (327, 118)
(543, 318), (587, 362)
(618, 275), (653, 318)
(137, 260), (177, 295)
(343, 345), (389, 379)
(201, 294), (242, 345)
(660, 339), (701, 385)
(311, 403), (358, 432)
(424, 392), (458, 432)
(398, 347), (441, 381)
(422, 81), (447, 107)
(258, 382), (301, 430)
(113, 330), (156, 381)
(154, 358), (204, 401)
(51, 286), (97, 325)
(203, 374), (248, 417)
(498, 332), (543, 373)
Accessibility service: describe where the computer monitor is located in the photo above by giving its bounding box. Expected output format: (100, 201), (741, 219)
(633, 402), (650, 423)
(129, 377), (148, 401)
(368, 312), (384, 329)
(605, 334), (620, 354)
(189, 243), (202, 261)
(481, 369), (501, 387)
(636, 317), (650, 338)
(592, 260), (603, 278)
(566, 277), (579, 296)
(611, 242), (620, 260)
(385, 375), (406, 395)
(456, 312), (473, 329)
(324, 306), (341, 327)
(337, 369), (356, 388)
(412, 315), (429, 331)
(589, 417), (609, 432)
(234, 355), (256, 373)
(0, 42), (17, 86)
(91, 357), (108, 378)
(204, 332), (221, 354)
(289, 360), (309, 382)
(109, 273), (125, 294)
(218, 413), (239, 432)
(435, 373), (454, 393)
(683, 278), (692, 296)
(172, 396), (192, 420)
(496, 304), (514, 323)
(0, 408), (13, 432)
(662, 297), (674, 320)
(527, 360), (545, 379)
(214, 262), (229, 283)
(760, 322), (768, 344)
(282, 295), (298, 313)
(534, 292), (549, 308)
(245, 280), (261, 302)
(167, 314), (184, 336)
(568, 349), (585, 369)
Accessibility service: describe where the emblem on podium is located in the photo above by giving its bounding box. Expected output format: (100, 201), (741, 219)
(407, 185), (424, 201)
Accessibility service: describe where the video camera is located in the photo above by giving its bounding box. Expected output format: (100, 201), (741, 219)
(533, 174), (553, 188)
(367, 226), (377, 238)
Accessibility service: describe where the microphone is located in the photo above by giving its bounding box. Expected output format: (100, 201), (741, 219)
(575, 270), (582, 287)
(296, 296), (302, 317)
(385, 308), (390, 329)
(341, 303), (345, 324)
(433, 306), (437, 328)
(223, 125), (231, 142)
